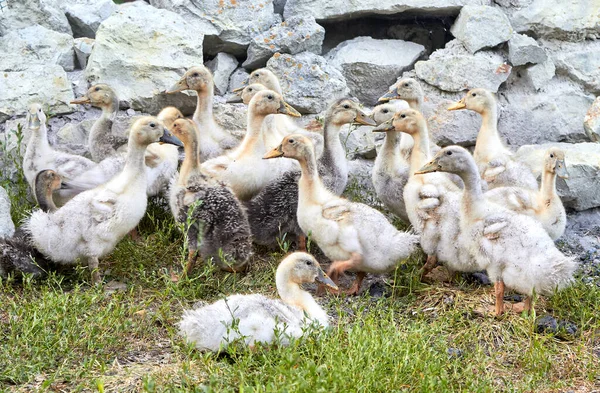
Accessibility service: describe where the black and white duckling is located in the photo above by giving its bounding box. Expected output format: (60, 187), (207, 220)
(375, 110), (474, 280)
(485, 147), (568, 240)
(168, 119), (252, 275)
(264, 135), (419, 295)
(24, 117), (182, 284)
(178, 252), (337, 352)
(447, 88), (538, 190)
(245, 98), (375, 249)
(71, 84), (127, 162)
(417, 146), (576, 315)
(23, 104), (96, 194)
(166, 66), (239, 160)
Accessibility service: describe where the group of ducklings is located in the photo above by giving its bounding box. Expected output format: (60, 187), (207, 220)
(0, 65), (577, 352)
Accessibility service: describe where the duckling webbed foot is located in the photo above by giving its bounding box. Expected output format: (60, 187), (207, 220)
(322, 253), (363, 295)
(345, 272), (366, 296)
(420, 255), (438, 281)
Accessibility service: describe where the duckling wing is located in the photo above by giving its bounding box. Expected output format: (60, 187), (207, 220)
(90, 190), (118, 223)
(485, 187), (536, 213)
(322, 201), (353, 222)
(53, 155), (97, 181)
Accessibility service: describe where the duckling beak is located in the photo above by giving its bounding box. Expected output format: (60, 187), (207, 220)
(555, 159), (569, 179)
(315, 268), (338, 290)
(263, 145), (284, 159)
(378, 87), (399, 102)
(28, 110), (41, 129)
(165, 78), (189, 94)
(232, 79), (248, 93)
(447, 98), (466, 111)
(354, 111), (377, 126)
(373, 118), (394, 132)
(70, 96), (91, 105)
(278, 101), (301, 117)
(415, 159), (441, 175)
(159, 128), (184, 147)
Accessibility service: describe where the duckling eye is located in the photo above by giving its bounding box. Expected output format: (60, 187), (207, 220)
(472, 93), (477, 97)
(288, 138), (295, 144)
(95, 87), (100, 92)
(404, 83), (409, 87)
(255, 73), (261, 77)
(150, 123), (156, 128)
(248, 88), (253, 92)
(550, 153), (554, 158)
(383, 109), (389, 113)
(343, 104), (350, 109)
(305, 260), (312, 266)
(400, 114), (406, 118)
(192, 73), (199, 77)
(446, 151), (453, 156)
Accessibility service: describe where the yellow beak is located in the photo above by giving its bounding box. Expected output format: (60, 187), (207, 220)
(263, 145), (284, 159)
(447, 98), (466, 111)
(278, 101), (301, 117)
(354, 111), (377, 126)
(372, 118), (394, 132)
(415, 159), (441, 175)
(165, 78), (189, 94)
(70, 96), (91, 105)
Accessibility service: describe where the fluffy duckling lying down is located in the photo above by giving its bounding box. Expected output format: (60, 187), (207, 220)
(264, 135), (420, 295)
(179, 252), (337, 352)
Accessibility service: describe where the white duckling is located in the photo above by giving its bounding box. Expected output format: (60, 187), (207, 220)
(485, 147), (568, 240)
(166, 66), (239, 160)
(24, 117), (183, 284)
(375, 110), (475, 279)
(371, 101), (411, 222)
(234, 68), (283, 95)
(264, 135), (419, 295)
(447, 88), (538, 190)
(203, 89), (302, 201)
(157, 106), (184, 131)
(23, 104), (96, 192)
(417, 146), (576, 315)
(178, 252), (337, 352)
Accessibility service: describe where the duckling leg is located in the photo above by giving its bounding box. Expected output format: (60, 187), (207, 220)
(297, 235), (307, 252)
(183, 249), (198, 277)
(494, 280), (505, 316)
(327, 253), (363, 295)
(345, 272), (366, 296)
(88, 257), (101, 285)
(421, 255), (438, 281)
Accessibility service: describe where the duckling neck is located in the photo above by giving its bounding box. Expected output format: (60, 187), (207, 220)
(377, 132), (403, 173)
(407, 98), (422, 111)
(276, 273), (328, 325)
(298, 151), (327, 201)
(474, 106), (504, 161)
(320, 120), (346, 172)
(178, 139), (201, 186)
(459, 161), (484, 215)
(36, 186), (58, 213)
(192, 86), (217, 129)
(122, 141), (148, 181)
(539, 169), (557, 204)
(236, 111), (267, 154)
(408, 126), (431, 176)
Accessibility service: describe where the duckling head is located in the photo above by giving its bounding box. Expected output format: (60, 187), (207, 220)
(448, 88), (495, 113)
(34, 169), (62, 211)
(129, 116), (183, 148)
(170, 118), (197, 147)
(166, 66), (213, 94)
(249, 89), (301, 117)
(234, 68), (282, 93)
(378, 78), (424, 105)
(370, 101), (410, 125)
(71, 84), (119, 112)
(327, 98), (376, 127)
(263, 134), (312, 161)
(276, 252), (338, 293)
(26, 103), (45, 130)
(416, 146), (474, 176)
(241, 83), (267, 105)
(373, 108), (425, 136)
(157, 106), (184, 131)
(545, 148), (569, 179)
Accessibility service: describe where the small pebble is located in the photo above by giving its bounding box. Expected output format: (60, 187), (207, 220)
(126, 108), (136, 116)
(503, 293), (524, 302)
(368, 281), (387, 298)
(447, 348), (464, 358)
(535, 315), (558, 334)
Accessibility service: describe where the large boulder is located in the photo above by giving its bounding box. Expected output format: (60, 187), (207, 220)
(85, 2), (205, 114)
(450, 5), (513, 53)
(74, 38), (95, 69)
(414, 40), (511, 93)
(243, 16), (325, 69)
(0, 0), (72, 35)
(515, 142), (600, 211)
(326, 37), (425, 105)
(0, 65), (75, 123)
(510, 0), (600, 41)
(507, 33), (547, 66)
(149, 0), (281, 56)
(266, 52), (349, 114)
(205, 53), (239, 96)
(543, 40), (600, 95)
(523, 59), (555, 91)
(62, 0), (117, 38)
(283, 0), (490, 22)
(0, 25), (75, 72)
(0, 187), (15, 240)
(341, 124), (377, 160)
(584, 97), (600, 142)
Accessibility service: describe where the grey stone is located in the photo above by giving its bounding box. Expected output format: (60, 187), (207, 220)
(0, 0), (72, 35)
(67, 70), (89, 100)
(62, 0), (117, 38)
(345, 158), (377, 205)
(0, 25), (75, 72)
(56, 119), (94, 145)
(0, 65), (75, 123)
(511, 0), (600, 40)
(507, 34), (547, 66)
(584, 97), (600, 142)
(523, 59), (555, 90)
(0, 187), (15, 240)
(149, 0), (281, 56)
(228, 68), (251, 93)
(341, 124), (377, 160)
(387, 23), (450, 58)
(266, 52), (348, 114)
(85, 2), (205, 114)
(450, 5), (513, 53)
(243, 16), (325, 69)
(205, 53), (239, 96)
(283, 0), (490, 22)
(544, 40), (600, 94)
(415, 40), (511, 93)
(74, 37), (95, 70)
(273, 0), (287, 14)
(326, 37), (425, 105)
(212, 100), (247, 132)
(515, 142), (600, 211)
